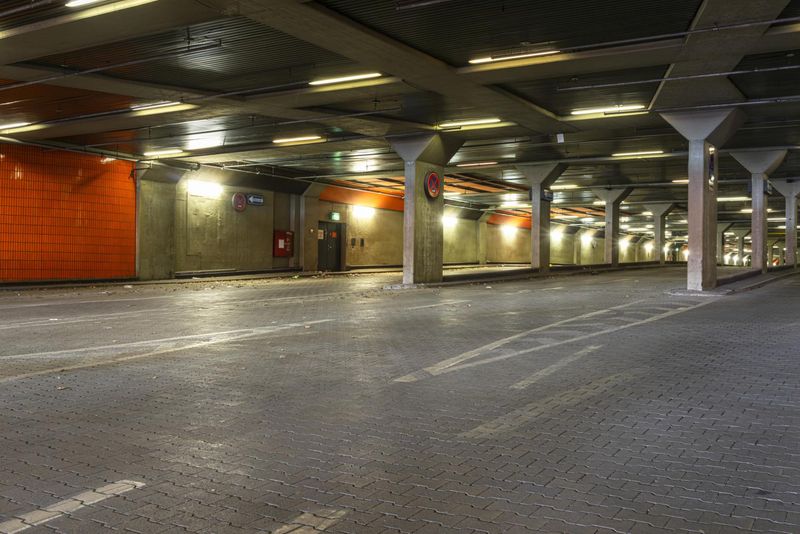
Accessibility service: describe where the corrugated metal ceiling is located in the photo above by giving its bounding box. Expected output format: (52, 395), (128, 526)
(317, 0), (704, 66)
(28, 16), (356, 92)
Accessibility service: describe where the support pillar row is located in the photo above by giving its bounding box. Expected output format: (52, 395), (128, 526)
(772, 179), (800, 268)
(644, 203), (675, 264)
(731, 150), (787, 273)
(389, 134), (463, 285)
(516, 163), (566, 273)
(593, 188), (633, 267)
(661, 108), (745, 291)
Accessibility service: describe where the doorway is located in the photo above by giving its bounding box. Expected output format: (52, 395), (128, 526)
(318, 221), (343, 271)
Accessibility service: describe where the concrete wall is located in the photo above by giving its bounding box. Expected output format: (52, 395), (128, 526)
(138, 175), (660, 279)
(138, 180), (176, 280)
(174, 176), (275, 273)
(444, 218), (478, 264)
(487, 224), (530, 263)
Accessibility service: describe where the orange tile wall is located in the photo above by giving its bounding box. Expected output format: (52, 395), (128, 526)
(0, 144), (136, 282)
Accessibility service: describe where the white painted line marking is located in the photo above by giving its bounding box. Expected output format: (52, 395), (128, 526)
(462, 373), (632, 438)
(0, 320), (332, 361)
(0, 320), (332, 382)
(273, 508), (347, 534)
(394, 297), (717, 383)
(393, 299), (649, 382)
(510, 345), (603, 389)
(442, 299), (715, 375)
(407, 299), (471, 310)
(0, 480), (144, 534)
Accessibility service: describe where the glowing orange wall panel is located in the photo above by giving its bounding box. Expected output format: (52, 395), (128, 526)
(0, 144), (136, 282)
(320, 186), (404, 212)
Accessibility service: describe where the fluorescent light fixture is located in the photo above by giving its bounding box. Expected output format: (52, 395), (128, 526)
(469, 49), (560, 64)
(593, 200), (606, 206)
(185, 135), (224, 151)
(0, 121), (31, 130)
(768, 217), (785, 222)
(187, 180), (222, 199)
(717, 196), (750, 202)
(66, 0), (104, 6)
(556, 215), (579, 219)
(129, 102), (194, 117)
(672, 179), (689, 184)
(143, 148), (184, 157)
(456, 161), (497, 168)
(438, 117), (502, 129)
(581, 217), (595, 223)
(273, 135), (323, 145)
(571, 104), (646, 116)
(309, 72), (382, 86)
(612, 150), (664, 158)
(130, 101), (179, 111)
(741, 208), (774, 213)
(550, 184), (578, 190)
(641, 211), (653, 216)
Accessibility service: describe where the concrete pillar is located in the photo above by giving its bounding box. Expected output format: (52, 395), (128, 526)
(644, 203), (675, 264)
(477, 212), (489, 265)
(716, 223), (733, 265)
(772, 179), (800, 268)
(731, 150), (787, 273)
(592, 188), (633, 266)
(661, 108), (745, 290)
(730, 229), (749, 266)
(389, 134), (463, 285)
(299, 184), (326, 272)
(516, 163), (567, 272)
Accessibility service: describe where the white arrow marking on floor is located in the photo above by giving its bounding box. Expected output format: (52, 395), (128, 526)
(510, 345), (603, 389)
(0, 480), (144, 534)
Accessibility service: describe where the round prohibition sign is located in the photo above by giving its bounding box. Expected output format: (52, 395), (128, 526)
(424, 171), (442, 199)
(232, 192), (247, 212)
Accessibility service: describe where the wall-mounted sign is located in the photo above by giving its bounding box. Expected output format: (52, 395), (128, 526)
(246, 194), (264, 206)
(328, 211), (341, 221)
(542, 189), (554, 202)
(424, 171), (442, 199)
(232, 192), (247, 212)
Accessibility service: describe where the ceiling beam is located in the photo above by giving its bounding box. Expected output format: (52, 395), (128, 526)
(234, 0), (572, 135)
(0, 0), (233, 66)
(650, 0), (792, 109)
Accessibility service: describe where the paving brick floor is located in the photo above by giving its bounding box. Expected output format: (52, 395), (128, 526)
(1, 267), (799, 533)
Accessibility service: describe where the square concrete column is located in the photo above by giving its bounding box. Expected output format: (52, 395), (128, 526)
(389, 134), (463, 285)
(516, 163), (566, 272)
(731, 150), (787, 273)
(661, 108), (744, 290)
(716, 223), (733, 265)
(592, 188), (633, 266)
(476, 212), (490, 265)
(299, 184), (326, 272)
(734, 230), (749, 266)
(645, 203), (675, 264)
(772, 179), (800, 268)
